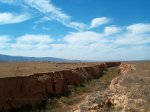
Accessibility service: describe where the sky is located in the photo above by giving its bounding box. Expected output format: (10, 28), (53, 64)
(0, 0), (150, 61)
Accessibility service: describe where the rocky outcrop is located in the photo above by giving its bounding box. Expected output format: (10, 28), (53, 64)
(0, 62), (120, 111)
(119, 63), (136, 75)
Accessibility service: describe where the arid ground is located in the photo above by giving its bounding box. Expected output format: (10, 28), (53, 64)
(37, 61), (150, 112)
(70, 61), (150, 112)
(0, 61), (149, 112)
(0, 62), (102, 78)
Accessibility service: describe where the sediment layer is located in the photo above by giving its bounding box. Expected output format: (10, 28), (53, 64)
(0, 62), (120, 111)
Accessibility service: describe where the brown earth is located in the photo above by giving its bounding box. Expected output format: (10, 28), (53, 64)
(1, 61), (149, 112)
(0, 62), (103, 78)
(108, 61), (150, 112)
(0, 62), (120, 111)
(72, 61), (150, 112)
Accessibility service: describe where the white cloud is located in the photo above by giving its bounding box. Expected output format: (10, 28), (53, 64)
(24, 0), (86, 30)
(64, 31), (103, 45)
(25, 0), (70, 20)
(107, 45), (150, 61)
(104, 26), (121, 36)
(89, 17), (110, 29)
(11, 43), (51, 50)
(115, 33), (150, 45)
(56, 23), (150, 60)
(0, 13), (31, 25)
(0, 0), (73, 27)
(0, 0), (110, 30)
(115, 23), (150, 45)
(16, 34), (52, 44)
(1, 0), (110, 30)
(11, 34), (52, 50)
(1, 1), (149, 60)
(11, 44), (35, 50)
(0, 35), (11, 43)
(0, 35), (11, 49)
(0, 23), (150, 60)
(127, 23), (150, 34)
(70, 22), (87, 30)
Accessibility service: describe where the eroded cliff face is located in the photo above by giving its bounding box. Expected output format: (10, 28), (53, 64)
(0, 62), (120, 111)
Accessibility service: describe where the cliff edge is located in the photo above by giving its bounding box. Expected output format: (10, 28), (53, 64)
(0, 62), (120, 111)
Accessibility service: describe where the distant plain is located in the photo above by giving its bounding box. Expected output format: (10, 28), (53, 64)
(0, 62), (102, 78)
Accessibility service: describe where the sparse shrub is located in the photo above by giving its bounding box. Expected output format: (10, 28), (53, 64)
(45, 98), (60, 110)
(60, 96), (73, 105)
(101, 67), (120, 81)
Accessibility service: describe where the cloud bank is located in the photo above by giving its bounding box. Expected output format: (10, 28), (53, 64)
(0, 23), (150, 60)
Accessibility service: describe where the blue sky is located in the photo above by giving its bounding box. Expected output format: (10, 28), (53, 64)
(0, 0), (150, 61)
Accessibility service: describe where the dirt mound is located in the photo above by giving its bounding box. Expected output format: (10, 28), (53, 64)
(119, 63), (136, 75)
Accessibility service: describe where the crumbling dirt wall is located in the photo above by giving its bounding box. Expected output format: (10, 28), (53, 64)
(0, 62), (120, 111)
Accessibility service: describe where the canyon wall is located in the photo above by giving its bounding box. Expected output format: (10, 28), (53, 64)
(0, 62), (120, 111)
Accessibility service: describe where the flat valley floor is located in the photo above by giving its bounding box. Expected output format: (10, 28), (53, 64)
(0, 62), (102, 78)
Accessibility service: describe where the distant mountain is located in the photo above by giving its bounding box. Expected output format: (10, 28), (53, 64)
(0, 54), (76, 62)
